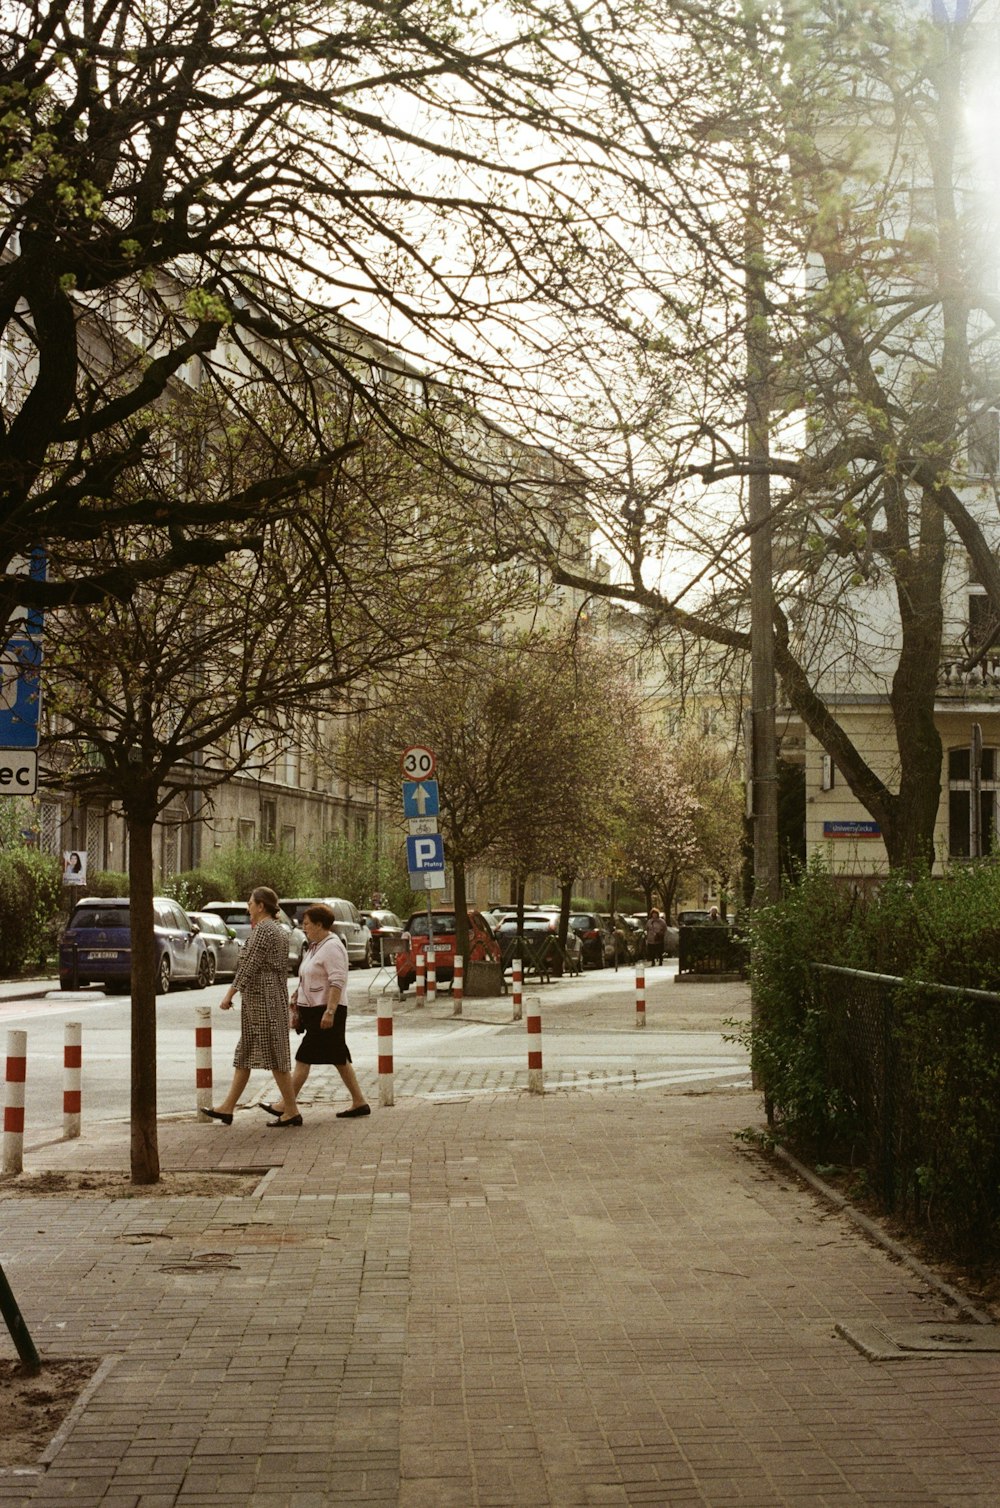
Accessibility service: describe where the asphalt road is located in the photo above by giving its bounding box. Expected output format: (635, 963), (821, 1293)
(0, 961), (751, 1147)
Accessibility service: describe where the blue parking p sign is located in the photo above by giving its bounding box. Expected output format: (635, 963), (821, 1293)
(405, 832), (445, 875)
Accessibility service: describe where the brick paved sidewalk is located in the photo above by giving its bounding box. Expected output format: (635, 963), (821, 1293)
(3, 1080), (1000, 1506)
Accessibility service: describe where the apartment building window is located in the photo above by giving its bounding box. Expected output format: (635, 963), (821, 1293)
(85, 807), (106, 871)
(968, 407), (1000, 478)
(161, 810), (183, 878)
(38, 800), (61, 856)
(968, 591), (1000, 650)
(949, 746), (1000, 857)
(261, 799), (277, 848)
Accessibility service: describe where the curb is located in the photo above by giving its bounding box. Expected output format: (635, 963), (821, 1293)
(772, 1142), (995, 1326)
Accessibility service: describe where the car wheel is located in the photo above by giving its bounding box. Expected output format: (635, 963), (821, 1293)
(196, 951), (214, 988)
(156, 954), (171, 994)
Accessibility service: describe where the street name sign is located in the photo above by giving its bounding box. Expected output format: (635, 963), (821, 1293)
(0, 751), (37, 795)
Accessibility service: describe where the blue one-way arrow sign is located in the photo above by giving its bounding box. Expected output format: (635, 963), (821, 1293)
(406, 832), (445, 875)
(402, 779), (439, 820)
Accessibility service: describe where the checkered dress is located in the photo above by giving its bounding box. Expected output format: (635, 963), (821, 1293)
(232, 918), (292, 1073)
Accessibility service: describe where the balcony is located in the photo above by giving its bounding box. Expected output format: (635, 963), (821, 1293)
(938, 653), (1000, 697)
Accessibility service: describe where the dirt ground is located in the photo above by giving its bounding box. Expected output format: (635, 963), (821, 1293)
(0, 1169), (261, 1199)
(0, 1357), (102, 1468)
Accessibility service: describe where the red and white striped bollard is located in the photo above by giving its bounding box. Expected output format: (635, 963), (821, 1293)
(452, 953), (464, 1016)
(63, 1021), (82, 1138)
(415, 951), (425, 1006)
(635, 963), (646, 1029)
(512, 958), (523, 1021)
(527, 995), (543, 1093)
(378, 995), (394, 1107)
(3, 1030), (27, 1174)
(195, 1005), (213, 1116)
(426, 950), (436, 1003)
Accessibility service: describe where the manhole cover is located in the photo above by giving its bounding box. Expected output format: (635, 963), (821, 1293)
(837, 1320), (1000, 1360)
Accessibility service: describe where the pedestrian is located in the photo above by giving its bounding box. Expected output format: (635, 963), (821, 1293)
(645, 907), (667, 966)
(260, 902), (370, 1121)
(202, 886), (303, 1128)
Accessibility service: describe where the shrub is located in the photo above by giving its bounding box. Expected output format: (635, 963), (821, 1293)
(80, 869), (130, 898)
(206, 844), (317, 903)
(747, 856), (1000, 1260)
(0, 848), (62, 973)
(162, 869), (229, 910)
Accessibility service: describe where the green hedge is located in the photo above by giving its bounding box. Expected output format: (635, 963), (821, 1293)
(746, 859), (1000, 1261)
(0, 849), (62, 973)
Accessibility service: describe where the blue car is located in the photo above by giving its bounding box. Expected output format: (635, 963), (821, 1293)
(59, 896), (212, 994)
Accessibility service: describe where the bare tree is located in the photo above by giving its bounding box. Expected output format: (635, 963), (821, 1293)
(42, 396), (535, 1182)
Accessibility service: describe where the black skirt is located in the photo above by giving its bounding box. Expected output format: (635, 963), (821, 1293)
(295, 1003), (352, 1066)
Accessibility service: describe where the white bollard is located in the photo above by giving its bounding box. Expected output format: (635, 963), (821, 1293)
(426, 951), (437, 1003)
(195, 1005), (213, 1116)
(452, 953), (464, 1017)
(378, 995), (394, 1108)
(512, 958), (523, 1021)
(415, 951), (425, 1006)
(526, 995), (543, 1094)
(3, 1029), (27, 1174)
(635, 964), (646, 1029)
(63, 1022), (82, 1138)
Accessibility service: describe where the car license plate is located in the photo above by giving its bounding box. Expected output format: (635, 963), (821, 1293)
(87, 950), (119, 960)
(424, 943), (448, 954)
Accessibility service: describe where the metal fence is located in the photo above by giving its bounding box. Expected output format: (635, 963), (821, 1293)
(809, 964), (1000, 1253)
(677, 924), (749, 978)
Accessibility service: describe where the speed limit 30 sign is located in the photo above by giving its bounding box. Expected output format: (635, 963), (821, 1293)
(401, 745), (436, 779)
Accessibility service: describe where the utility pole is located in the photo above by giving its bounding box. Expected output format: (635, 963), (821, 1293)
(743, 10), (781, 1084)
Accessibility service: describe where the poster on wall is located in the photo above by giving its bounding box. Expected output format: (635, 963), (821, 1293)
(62, 850), (88, 885)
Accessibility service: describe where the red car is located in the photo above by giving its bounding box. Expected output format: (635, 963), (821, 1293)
(395, 908), (500, 993)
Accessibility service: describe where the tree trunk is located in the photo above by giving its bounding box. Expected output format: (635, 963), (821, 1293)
(557, 874), (574, 949)
(127, 803), (160, 1185)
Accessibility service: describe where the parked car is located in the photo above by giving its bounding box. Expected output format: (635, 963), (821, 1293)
(678, 909), (714, 926)
(187, 911), (243, 982)
(361, 909), (404, 965)
(493, 910), (584, 976)
(617, 914), (646, 961)
(569, 912), (617, 968)
(396, 909), (500, 993)
(279, 896), (371, 967)
(59, 896), (212, 994)
(202, 901), (307, 975)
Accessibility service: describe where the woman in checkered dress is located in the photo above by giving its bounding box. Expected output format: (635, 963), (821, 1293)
(202, 887), (303, 1127)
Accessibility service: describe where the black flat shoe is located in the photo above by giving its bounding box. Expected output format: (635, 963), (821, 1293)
(336, 1105), (371, 1118)
(258, 1103), (282, 1116)
(267, 1114), (303, 1128)
(201, 1108), (233, 1125)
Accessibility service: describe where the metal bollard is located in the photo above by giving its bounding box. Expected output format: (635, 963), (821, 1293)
(426, 950), (436, 1003)
(3, 1030), (27, 1174)
(512, 958), (523, 1021)
(378, 995), (394, 1107)
(452, 953), (464, 1017)
(195, 1005), (213, 1116)
(415, 951), (425, 1006)
(63, 1022), (82, 1138)
(526, 995), (543, 1093)
(635, 964), (646, 1029)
